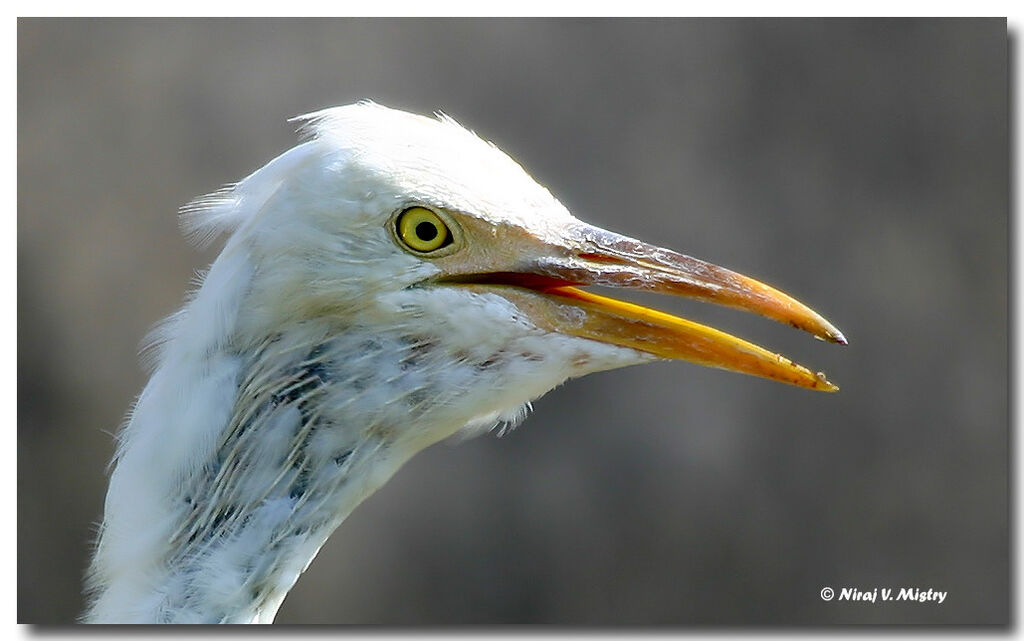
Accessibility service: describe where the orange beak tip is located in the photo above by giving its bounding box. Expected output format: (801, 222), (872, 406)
(816, 372), (840, 392)
(817, 329), (848, 346)
(829, 329), (849, 346)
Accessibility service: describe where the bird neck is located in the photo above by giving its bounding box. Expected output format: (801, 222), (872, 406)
(85, 236), (560, 623)
(84, 245), (434, 623)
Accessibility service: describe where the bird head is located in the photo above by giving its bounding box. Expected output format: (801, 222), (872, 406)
(184, 102), (843, 445)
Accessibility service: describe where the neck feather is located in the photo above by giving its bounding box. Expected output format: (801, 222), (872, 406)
(84, 236), (580, 623)
(84, 246), (427, 623)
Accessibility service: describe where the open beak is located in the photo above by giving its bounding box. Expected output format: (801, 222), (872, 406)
(444, 222), (845, 392)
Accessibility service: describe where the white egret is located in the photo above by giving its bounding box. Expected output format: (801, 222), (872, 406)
(84, 102), (844, 623)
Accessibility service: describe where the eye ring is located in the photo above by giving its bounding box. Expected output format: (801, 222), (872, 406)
(395, 207), (454, 254)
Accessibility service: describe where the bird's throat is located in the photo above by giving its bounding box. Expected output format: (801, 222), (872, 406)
(87, 323), (442, 623)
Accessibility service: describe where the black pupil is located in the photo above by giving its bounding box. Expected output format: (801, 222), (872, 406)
(415, 221), (439, 242)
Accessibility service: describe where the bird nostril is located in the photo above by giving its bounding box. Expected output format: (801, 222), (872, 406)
(577, 252), (628, 265)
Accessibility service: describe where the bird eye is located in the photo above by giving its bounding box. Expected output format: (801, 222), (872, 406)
(396, 207), (452, 253)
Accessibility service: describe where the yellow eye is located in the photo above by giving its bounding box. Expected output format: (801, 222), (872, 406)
(396, 207), (451, 253)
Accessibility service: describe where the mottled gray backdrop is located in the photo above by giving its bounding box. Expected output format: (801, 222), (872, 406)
(18, 18), (1007, 624)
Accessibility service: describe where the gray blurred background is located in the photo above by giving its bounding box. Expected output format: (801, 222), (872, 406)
(18, 18), (1007, 624)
